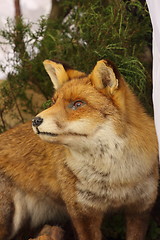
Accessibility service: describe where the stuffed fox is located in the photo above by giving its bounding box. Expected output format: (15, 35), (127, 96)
(0, 59), (158, 240)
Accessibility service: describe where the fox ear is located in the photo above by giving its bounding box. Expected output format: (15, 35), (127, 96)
(43, 60), (69, 89)
(90, 60), (120, 94)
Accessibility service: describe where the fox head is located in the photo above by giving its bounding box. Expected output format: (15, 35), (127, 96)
(32, 59), (130, 150)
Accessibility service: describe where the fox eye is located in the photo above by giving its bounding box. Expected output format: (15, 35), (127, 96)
(68, 100), (86, 110)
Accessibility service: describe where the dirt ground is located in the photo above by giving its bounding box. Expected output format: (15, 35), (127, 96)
(0, 79), (46, 130)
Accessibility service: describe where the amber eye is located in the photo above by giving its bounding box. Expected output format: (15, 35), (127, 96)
(68, 100), (86, 110)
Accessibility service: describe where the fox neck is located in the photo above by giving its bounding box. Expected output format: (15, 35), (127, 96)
(66, 121), (125, 173)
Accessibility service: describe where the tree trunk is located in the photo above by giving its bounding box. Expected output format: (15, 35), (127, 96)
(14, 0), (21, 19)
(49, 0), (71, 21)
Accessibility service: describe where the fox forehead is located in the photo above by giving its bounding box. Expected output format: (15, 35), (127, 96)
(54, 77), (107, 104)
(54, 77), (90, 100)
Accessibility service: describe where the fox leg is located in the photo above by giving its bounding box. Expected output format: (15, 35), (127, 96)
(59, 163), (103, 240)
(67, 206), (103, 240)
(0, 192), (14, 240)
(125, 210), (150, 240)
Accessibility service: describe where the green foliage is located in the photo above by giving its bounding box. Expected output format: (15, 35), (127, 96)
(102, 214), (160, 240)
(39, 0), (152, 110)
(0, 0), (152, 129)
(102, 214), (125, 240)
(42, 99), (52, 110)
(147, 218), (160, 240)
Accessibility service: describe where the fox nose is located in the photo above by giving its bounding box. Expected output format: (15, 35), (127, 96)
(32, 117), (43, 127)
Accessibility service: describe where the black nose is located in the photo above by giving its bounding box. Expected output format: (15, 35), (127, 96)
(32, 117), (43, 127)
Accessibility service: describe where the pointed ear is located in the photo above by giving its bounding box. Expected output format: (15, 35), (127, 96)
(90, 60), (120, 94)
(43, 60), (69, 89)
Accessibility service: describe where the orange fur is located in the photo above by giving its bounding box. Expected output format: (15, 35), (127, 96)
(0, 59), (158, 240)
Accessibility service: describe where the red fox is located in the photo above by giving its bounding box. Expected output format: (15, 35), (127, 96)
(0, 59), (159, 240)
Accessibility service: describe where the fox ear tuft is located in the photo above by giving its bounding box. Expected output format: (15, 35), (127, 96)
(43, 60), (69, 89)
(90, 60), (120, 94)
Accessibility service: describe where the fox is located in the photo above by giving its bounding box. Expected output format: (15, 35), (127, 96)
(0, 59), (159, 240)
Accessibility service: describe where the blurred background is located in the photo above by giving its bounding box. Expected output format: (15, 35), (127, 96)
(0, 0), (51, 79)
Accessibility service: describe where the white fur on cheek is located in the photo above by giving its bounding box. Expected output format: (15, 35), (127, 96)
(33, 115), (100, 143)
(65, 118), (99, 135)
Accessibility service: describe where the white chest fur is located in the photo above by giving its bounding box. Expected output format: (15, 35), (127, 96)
(66, 122), (154, 211)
